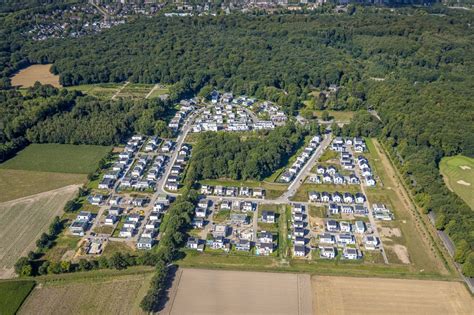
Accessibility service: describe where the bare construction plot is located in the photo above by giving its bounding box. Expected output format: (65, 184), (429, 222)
(0, 185), (79, 278)
(313, 276), (474, 315)
(164, 268), (312, 315)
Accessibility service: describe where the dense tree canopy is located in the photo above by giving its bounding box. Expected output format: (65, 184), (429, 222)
(188, 123), (307, 181)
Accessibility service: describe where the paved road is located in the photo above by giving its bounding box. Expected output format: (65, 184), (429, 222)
(278, 134), (332, 203)
(352, 146), (389, 264)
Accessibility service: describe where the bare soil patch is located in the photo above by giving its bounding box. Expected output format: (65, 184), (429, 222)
(380, 227), (401, 238)
(457, 180), (471, 186)
(459, 165), (471, 170)
(11, 64), (61, 87)
(312, 276), (473, 315)
(392, 244), (410, 264)
(163, 268), (312, 315)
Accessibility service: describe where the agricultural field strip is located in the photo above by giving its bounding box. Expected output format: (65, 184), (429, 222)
(0, 185), (79, 275)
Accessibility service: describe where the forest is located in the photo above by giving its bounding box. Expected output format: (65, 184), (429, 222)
(0, 4), (473, 274)
(0, 83), (173, 161)
(187, 123), (308, 181)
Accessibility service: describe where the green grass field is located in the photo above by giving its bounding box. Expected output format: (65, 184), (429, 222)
(0, 144), (111, 174)
(65, 83), (122, 99)
(0, 169), (85, 202)
(116, 83), (155, 99)
(313, 110), (355, 122)
(0, 280), (35, 315)
(19, 271), (151, 315)
(440, 155), (474, 210)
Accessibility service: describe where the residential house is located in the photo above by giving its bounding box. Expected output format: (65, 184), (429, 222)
(99, 178), (115, 190)
(137, 237), (154, 250)
(108, 204), (124, 216)
(119, 227), (134, 238)
(355, 221), (366, 234)
(213, 224), (229, 237)
(261, 211), (275, 224)
(343, 248), (360, 260)
(187, 237), (199, 249)
(69, 220), (88, 236)
(333, 174), (344, 184)
(195, 207), (207, 218)
(241, 201), (254, 212)
(340, 221), (351, 232)
(104, 215), (117, 226)
(294, 227), (305, 237)
(319, 233), (335, 244)
(341, 205), (353, 214)
(200, 185), (213, 195)
(319, 246), (336, 259)
(192, 217), (204, 228)
(220, 200), (231, 210)
(355, 193), (366, 204)
(343, 193), (354, 204)
(336, 233), (355, 246)
(309, 191), (320, 202)
(326, 220), (339, 232)
(198, 199), (209, 209)
(322, 173), (333, 184)
(354, 205), (368, 216)
(321, 192), (331, 203)
(332, 192), (343, 203)
(294, 236), (305, 246)
(365, 176), (376, 186)
(316, 165), (326, 174)
(364, 235), (379, 250)
(293, 245), (306, 257)
(236, 239), (251, 251)
(252, 188), (265, 198)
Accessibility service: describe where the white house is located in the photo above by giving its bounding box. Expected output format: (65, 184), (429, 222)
(320, 246), (336, 259)
(293, 245), (306, 257)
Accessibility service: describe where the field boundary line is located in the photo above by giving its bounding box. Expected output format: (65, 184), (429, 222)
(163, 268), (184, 315)
(0, 184), (81, 207)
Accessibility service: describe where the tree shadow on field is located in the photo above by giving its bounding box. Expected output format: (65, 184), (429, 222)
(154, 265), (179, 312)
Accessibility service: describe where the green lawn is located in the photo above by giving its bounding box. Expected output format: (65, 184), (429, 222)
(0, 144), (111, 174)
(0, 280), (35, 315)
(313, 110), (355, 123)
(439, 155), (474, 210)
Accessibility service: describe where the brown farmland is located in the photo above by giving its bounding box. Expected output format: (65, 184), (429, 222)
(11, 64), (61, 87)
(163, 268), (313, 315)
(312, 276), (473, 315)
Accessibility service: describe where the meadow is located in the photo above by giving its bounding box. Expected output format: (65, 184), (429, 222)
(440, 155), (474, 210)
(19, 272), (152, 315)
(0, 280), (35, 315)
(0, 144), (111, 174)
(0, 169), (85, 202)
(65, 83), (122, 99)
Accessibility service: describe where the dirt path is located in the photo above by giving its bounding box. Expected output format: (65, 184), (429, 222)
(111, 81), (129, 100)
(145, 84), (159, 99)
